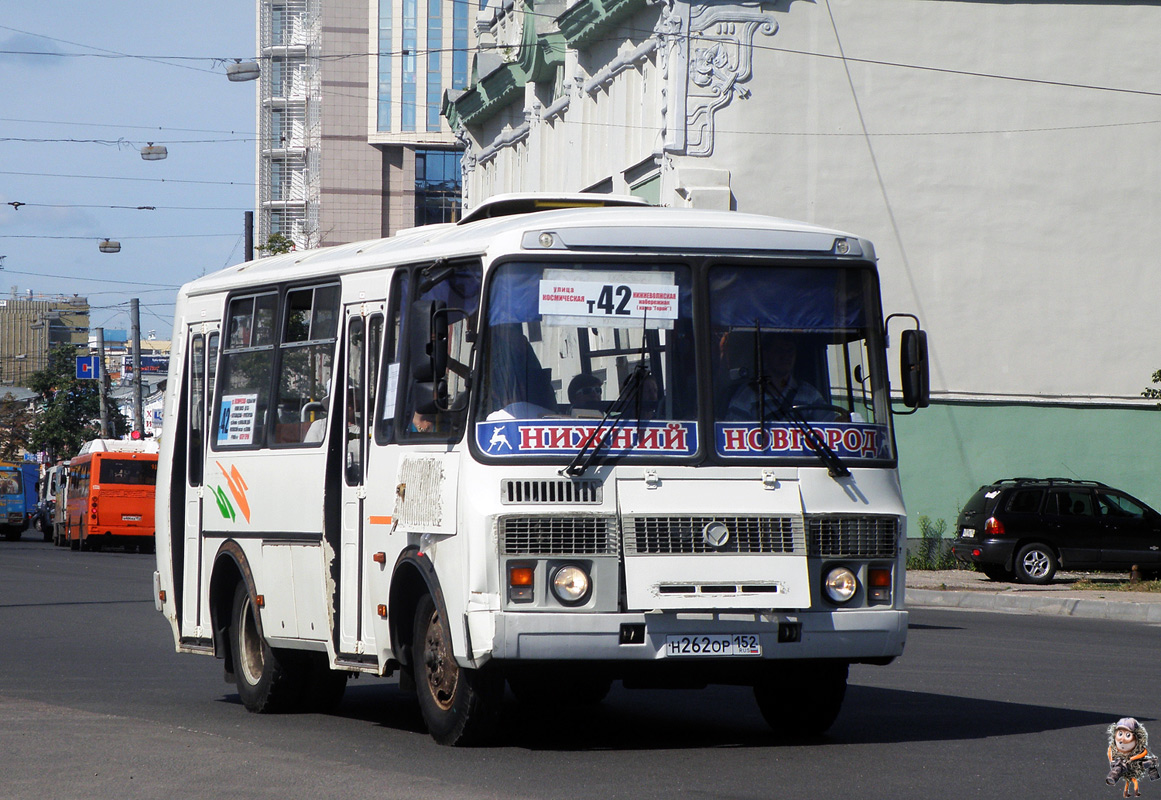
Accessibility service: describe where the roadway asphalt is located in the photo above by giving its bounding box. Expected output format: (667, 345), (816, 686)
(906, 568), (1161, 623)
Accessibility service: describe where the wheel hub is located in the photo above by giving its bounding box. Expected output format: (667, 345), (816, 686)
(422, 609), (458, 711)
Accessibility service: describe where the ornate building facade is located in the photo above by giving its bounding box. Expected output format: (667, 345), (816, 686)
(446, 0), (1161, 523)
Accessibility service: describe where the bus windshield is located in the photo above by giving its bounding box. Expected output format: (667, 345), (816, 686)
(474, 261), (697, 458)
(474, 260), (894, 466)
(708, 264), (893, 463)
(0, 470), (21, 495)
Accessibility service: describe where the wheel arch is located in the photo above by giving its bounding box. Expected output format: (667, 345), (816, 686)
(388, 547), (449, 671)
(209, 540), (258, 680)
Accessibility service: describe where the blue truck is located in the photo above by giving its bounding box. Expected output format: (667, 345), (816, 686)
(1, 462), (37, 541)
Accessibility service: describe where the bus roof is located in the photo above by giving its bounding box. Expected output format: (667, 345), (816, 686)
(179, 201), (871, 300)
(76, 439), (161, 456)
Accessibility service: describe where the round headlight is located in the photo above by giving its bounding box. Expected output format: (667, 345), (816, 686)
(551, 565), (591, 605)
(824, 567), (858, 604)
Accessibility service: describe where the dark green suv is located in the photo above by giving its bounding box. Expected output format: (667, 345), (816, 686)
(951, 478), (1161, 584)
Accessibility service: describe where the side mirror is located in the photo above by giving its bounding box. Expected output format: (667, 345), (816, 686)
(900, 328), (930, 409)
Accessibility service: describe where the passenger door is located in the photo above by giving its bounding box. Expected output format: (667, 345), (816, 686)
(182, 325), (219, 640)
(337, 305), (384, 657)
(1043, 488), (1101, 568)
(1095, 490), (1161, 570)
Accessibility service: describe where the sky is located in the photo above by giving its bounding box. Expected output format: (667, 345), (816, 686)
(0, 3), (258, 339)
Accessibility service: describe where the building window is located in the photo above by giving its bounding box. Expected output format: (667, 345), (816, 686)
(414, 149), (462, 226)
(426, 0), (443, 131)
(378, 0), (393, 131)
(402, 0), (417, 131)
(452, 0), (468, 91)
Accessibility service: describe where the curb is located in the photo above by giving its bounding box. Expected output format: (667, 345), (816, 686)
(906, 588), (1161, 624)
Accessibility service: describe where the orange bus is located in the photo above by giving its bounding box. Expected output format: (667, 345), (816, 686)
(65, 439), (159, 553)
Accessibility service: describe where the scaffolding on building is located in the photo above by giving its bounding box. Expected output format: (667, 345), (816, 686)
(257, 0), (322, 253)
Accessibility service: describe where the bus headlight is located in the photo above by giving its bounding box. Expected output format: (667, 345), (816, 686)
(824, 567), (858, 604)
(551, 565), (591, 606)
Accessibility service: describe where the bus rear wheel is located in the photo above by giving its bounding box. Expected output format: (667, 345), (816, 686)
(230, 583), (305, 713)
(413, 594), (501, 746)
(754, 660), (848, 738)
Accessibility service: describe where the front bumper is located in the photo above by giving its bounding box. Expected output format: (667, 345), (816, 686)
(488, 608), (907, 663)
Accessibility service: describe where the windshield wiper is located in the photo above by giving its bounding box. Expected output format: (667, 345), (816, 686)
(749, 326), (850, 479)
(561, 360), (651, 478)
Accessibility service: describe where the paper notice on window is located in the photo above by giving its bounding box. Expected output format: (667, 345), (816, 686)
(216, 394), (259, 446)
(383, 363), (400, 420)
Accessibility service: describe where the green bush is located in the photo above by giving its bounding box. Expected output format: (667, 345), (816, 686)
(906, 515), (964, 571)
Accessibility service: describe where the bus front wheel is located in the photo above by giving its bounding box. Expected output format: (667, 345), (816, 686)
(412, 594), (501, 746)
(230, 583), (305, 713)
(754, 660), (848, 738)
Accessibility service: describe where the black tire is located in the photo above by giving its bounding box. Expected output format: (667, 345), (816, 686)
(413, 594), (501, 746)
(754, 661), (848, 738)
(507, 671), (612, 707)
(1014, 543), (1057, 585)
(979, 564), (1013, 582)
(230, 582), (306, 713)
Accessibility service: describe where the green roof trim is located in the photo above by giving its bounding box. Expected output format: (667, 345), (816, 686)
(557, 0), (646, 49)
(444, 0), (567, 130)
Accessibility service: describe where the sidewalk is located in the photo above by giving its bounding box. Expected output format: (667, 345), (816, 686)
(905, 569), (1161, 623)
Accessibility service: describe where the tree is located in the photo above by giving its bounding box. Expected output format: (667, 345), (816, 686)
(0, 392), (34, 462)
(257, 232), (295, 255)
(27, 347), (127, 462)
(1144, 369), (1161, 407)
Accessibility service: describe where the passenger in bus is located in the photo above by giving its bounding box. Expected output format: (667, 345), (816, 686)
(725, 334), (827, 421)
(568, 373), (603, 411)
(484, 325), (558, 420)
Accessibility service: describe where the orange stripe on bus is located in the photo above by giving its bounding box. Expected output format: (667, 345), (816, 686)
(368, 516), (393, 525)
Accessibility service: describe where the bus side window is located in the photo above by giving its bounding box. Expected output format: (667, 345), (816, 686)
(214, 293), (278, 449)
(188, 333), (205, 486)
(272, 284), (341, 446)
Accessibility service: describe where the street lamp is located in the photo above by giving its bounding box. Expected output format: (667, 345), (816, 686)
(226, 59), (261, 82)
(140, 143), (168, 161)
(99, 239), (121, 254)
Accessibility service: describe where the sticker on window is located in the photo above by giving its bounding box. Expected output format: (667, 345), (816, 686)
(217, 394), (259, 446)
(538, 270), (678, 328)
(714, 422), (890, 460)
(477, 420), (697, 457)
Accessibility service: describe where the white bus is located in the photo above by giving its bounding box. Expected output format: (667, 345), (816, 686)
(154, 195), (929, 745)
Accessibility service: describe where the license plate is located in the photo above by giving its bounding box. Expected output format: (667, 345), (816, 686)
(961, 528), (975, 539)
(122, 515), (142, 522)
(665, 634), (762, 657)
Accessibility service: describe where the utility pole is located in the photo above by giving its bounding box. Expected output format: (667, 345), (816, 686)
(131, 298), (143, 435)
(96, 327), (110, 438)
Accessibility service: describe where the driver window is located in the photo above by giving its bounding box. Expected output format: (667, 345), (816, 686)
(402, 263), (480, 440)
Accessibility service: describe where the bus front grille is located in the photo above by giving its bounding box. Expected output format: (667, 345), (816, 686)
(499, 515), (617, 555)
(806, 516), (899, 558)
(500, 478), (602, 505)
(623, 516), (804, 555)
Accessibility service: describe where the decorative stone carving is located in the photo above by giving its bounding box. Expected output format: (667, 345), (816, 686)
(664, 2), (777, 158)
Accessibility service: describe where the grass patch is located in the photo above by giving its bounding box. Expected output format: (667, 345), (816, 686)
(1070, 578), (1161, 593)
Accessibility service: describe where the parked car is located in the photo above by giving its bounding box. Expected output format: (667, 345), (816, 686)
(952, 478), (1161, 584)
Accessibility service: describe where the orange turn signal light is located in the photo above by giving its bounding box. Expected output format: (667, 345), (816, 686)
(509, 566), (534, 587)
(255, 594), (265, 608)
(372, 552), (386, 564)
(377, 604), (387, 618)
